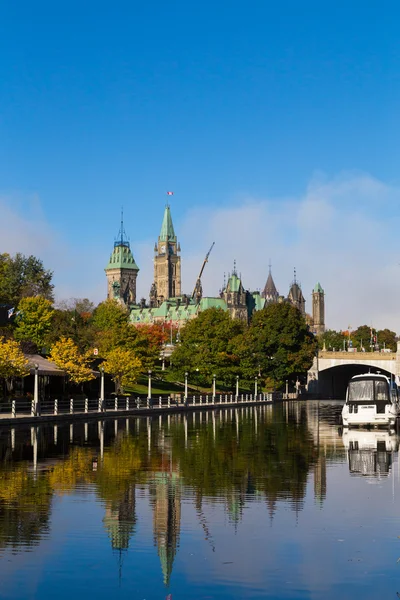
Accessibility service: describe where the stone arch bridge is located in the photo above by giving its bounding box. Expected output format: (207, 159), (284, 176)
(307, 344), (400, 399)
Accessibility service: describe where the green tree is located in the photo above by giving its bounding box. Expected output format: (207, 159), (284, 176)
(92, 299), (129, 331)
(50, 337), (95, 385)
(350, 325), (372, 351)
(45, 307), (96, 353)
(0, 337), (29, 396)
(14, 297), (54, 351)
(170, 308), (245, 386)
(377, 328), (397, 352)
(101, 347), (142, 394)
(0, 253), (53, 305)
(93, 301), (161, 370)
(319, 329), (346, 352)
(239, 303), (317, 388)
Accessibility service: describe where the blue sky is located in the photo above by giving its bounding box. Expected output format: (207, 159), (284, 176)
(0, 1), (399, 329)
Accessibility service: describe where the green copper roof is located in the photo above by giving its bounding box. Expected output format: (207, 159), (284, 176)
(159, 204), (177, 243)
(129, 297), (229, 324)
(199, 297), (227, 311)
(226, 273), (242, 293)
(314, 282), (324, 293)
(251, 292), (266, 311)
(106, 243), (139, 271)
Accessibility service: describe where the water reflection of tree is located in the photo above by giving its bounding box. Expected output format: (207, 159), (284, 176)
(0, 465), (52, 552)
(169, 407), (317, 515)
(0, 406), (320, 579)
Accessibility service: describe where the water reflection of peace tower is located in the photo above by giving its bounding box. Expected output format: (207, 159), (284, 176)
(102, 484), (137, 552)
(150, 471), (182, 587)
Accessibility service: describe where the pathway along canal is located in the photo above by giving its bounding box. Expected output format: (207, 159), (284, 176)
(0, 401), (399, 600)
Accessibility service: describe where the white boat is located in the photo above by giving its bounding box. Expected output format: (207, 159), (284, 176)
(342, 429), (399, 476)
(342, 373), (400, 428)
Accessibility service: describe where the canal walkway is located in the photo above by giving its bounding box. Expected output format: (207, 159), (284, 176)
(0, 392), (298, 426)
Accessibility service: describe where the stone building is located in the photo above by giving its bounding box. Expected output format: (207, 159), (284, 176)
(106, 203), (325, 332)
(105, 218), (139, 305)
(150, 204), (181, 306)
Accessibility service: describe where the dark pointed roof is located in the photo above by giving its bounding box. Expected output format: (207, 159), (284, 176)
(262, 269), (279, 300)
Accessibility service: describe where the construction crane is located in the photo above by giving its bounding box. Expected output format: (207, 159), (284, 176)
(191, 242), (215, 299)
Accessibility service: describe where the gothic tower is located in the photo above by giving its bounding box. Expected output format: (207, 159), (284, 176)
(288, 269), (306, 316)
(151, 205), (181, 305)
(222, 262), (248, 322)
(262, 264), (279, 302)
(312, 282), (325, 335)
(105, 216), (139, 306)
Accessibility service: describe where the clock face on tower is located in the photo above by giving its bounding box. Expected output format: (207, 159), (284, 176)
(160, 245), (166, 253)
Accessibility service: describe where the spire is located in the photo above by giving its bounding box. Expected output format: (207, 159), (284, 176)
(262, 263), (279, 301)
(115, 207), (129, 249)
(233, 259), (237, 275)
(159, 204), (177, 243)
(106, 214), (139, 272)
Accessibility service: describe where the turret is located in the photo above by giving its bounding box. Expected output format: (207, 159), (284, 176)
(312, 282), (325, 335)
(287, 268), (306, 316)
(105, 213), (139, 306)
(222, 261), (248, 321)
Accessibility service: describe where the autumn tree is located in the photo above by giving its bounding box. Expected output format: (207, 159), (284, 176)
(0, 337), (29, 397)
(14, 296), (54, 351)
(50, 337), (95, 386)
(101, 347), (142, 394)
(0, 253), (54, 305)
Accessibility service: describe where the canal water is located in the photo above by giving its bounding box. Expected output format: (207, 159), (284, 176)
(0, 401), (399, 600)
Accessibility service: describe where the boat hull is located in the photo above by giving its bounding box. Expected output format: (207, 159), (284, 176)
(342, 404), (399, 428)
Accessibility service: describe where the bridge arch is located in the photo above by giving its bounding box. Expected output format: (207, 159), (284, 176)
(307, 350), (400, 399)
(317, 364), (394, 399)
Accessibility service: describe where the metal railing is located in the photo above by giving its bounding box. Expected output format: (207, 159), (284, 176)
(0, 392), (279, 419)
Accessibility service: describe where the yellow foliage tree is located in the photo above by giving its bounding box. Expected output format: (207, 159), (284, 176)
(0, 337), (29, 395)
(101, 347), (142, 394)
(50, 337), (95, 385)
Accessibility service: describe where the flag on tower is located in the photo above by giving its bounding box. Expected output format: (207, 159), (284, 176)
(166, 191), (174, 196)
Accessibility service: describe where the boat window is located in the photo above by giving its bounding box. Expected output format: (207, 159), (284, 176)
(375, 380), (389, 401)
(348, 380), (374, 402)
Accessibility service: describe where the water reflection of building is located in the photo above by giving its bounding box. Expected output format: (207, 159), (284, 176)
(103, 485), (137, 551)
(342, 430), (399, 477)
(313, 454), (327, 505)
(150, 472), (181, 586)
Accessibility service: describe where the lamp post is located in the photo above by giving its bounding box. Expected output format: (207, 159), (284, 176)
(184, 372), (188, 400)
(100, 367), (105, 410)
(195, 368), (199, 391)
(255, 376), (258, 398)
(148, 370), (152, 401)
(212, 374), (216, 400)
(285, 379), (289, 397)
(236, 375), (239, 400)
(34, 364), (39, 416)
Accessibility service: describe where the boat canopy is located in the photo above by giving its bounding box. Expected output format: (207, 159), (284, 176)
(348, 378), (390, 403)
